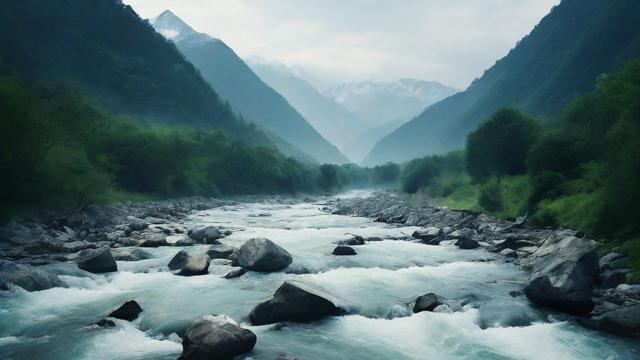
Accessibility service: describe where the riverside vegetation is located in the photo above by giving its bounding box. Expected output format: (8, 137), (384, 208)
(399, 60), (640, 281)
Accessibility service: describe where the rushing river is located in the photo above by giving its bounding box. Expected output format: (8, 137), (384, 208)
(1, 192), (639, 359)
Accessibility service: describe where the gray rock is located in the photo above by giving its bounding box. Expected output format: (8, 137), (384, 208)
(168, 250), (210, 276)
(249, 281), (345, 325)
(234, 238), (292, 272)
(77, 246), (117, 273)
(85, 204), (111, 228)
(412, 227), (442, 242)
(0, 260), (65, 291)
(107, 300), (143, 321)
(138, 234), (168, 247)
(524, 236), (598, 315)
(112, 248), (152, 262)
(332, 245), (357, 256)
(222, 268), (246, 279)
(454, 237), (480, 249)
(179, 315), (256, 360)
(207, 244), (234, 259)
(413, 293), (440, 313)
(188, 226), (222, 244)
(581, 304), (640, 338)
(600, 269), (628, 289)
(599, 252), (626, 271)
(336, 236), (365, 246)
(127, 216), (149, 232)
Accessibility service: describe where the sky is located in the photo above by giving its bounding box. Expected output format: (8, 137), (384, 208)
(125, 0), (560, 90)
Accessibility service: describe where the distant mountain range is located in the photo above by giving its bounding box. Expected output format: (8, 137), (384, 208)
(0, 0), (268, 146)
(247, 57), (369, 151)
(364, 0), (640, 166)
(326, 79), (458, 128)
(151, 10), (349, 164)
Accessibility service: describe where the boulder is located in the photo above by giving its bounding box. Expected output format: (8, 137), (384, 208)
(454, 237), (480, 250)
(599, 252), (627, 271)
(337, 236), (365, 246)
(179, 315), (256, 360)
(207, 244), (234, 259)
(249, 281), (345, 325)
(0, 260), (65, 291)
(523, 235), (598, 315)
(138, 234), (168, 248)
(412, 227), (442, 242)
(77, 246), (117, 273)
(222, 268), (246, 279)
(127, 216), (149, 232)
(413, 293), (440, 313)
(168, 250), (210, 276)
(491, 236), (537, 253)
(188, 226), (222, 244)
(107, 300), (143, 321)
(581, 304), (640, 338)
(600, 269), (628, 289)
(84, 204), (111, 228)
(332, 246), (357, 256)
(233, 238), (292, 272)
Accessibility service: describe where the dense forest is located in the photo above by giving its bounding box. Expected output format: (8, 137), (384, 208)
(400, 60), (640, 279)
(0, 73), (398, 221)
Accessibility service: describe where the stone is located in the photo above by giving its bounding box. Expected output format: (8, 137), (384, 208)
(127, 216), (149, 231)
(413, 293), (440, 313)
(599, 252), (626, 271)
(77, 246), (117, 273)
(207, 244), (234, 259)
(336, 236), (365, 246)
(0, 260), (65, 291)
(188, 226), (222, 244)
(412, 227), (442, 242)
(600, 269), (628, 289)
(222, 268), (246, 279)
(168, 250), (210, 276)
(233, 238), (292, 272)
(179, 315), (256, 360)
(332, 245), (357, 256)
(249, 281), (345, 325)
(107, 300), (143, 321)
(454, 237), (480, 249)
(138, 234), (168, 247)
(581, 304), (640, 338)
(523, 236), (598, 315)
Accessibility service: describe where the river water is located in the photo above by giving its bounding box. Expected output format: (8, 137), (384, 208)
(1, 192), (639, 359)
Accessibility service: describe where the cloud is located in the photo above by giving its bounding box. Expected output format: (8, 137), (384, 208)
(125, 0), (559, 89)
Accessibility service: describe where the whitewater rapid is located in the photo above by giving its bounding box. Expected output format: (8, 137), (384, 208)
(1, 192), (638, 359)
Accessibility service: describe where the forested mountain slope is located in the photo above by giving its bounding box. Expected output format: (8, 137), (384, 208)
(364, 0), (640, 165)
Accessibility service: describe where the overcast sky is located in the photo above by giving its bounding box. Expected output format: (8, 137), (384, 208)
(125, 0), (560, 90)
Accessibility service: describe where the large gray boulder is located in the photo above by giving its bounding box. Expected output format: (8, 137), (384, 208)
(77, 246), (117, 273)
(523, 235), (598, 315)
(0, 260), (65, 291)
(233, 238), (292, 272)
(168, 250), (210, 276)
(188, 226), (222, 244)
(249, 281), (344, 325)
(412, 227), (442, 242)
(582, 304), (640, 338)
(207, 244), (234, 259)
(179, 315), (256, 360)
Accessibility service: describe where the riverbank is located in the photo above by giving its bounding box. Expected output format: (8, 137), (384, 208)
(329, 191), (640, 338)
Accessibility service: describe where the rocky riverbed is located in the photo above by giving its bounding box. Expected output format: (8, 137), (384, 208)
(1, 190), (639, 359)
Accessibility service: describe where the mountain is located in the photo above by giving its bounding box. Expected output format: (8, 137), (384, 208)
(151, 10), (349, 164)
(342, 119), (405, 164)
(364, 0), (640, 166)
(0, 0), (267, 145)
(326, 79), (458, 128)
(247, 57), (370, 151)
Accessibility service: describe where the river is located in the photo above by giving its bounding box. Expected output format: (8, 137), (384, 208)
(1, 191), (638, 359)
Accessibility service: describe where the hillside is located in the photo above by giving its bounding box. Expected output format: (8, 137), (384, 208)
(0, 0), (268, 145)
(151, 11), (349, 164)
(364, 0), (640, 165)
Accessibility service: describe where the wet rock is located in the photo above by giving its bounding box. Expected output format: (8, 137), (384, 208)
(168, 250), (210, 276)
(138, 233), (168, 247)
(432, 304), (453, 313)
(84, 204), (111, 228)
(454, 237), (480, 249)
(477, 300), (542, 329)
(179, 315), (256, 360)
(207, 244), (234, 259)
(413, 293), (440, 313)
(96, 318), (116, 327)
(365, 236), (383, 242)
(107, 300), (143, 321)
(524, 235), (598, 315)
(332, 245), (356, 256)
(222, 268), (246, 279)
(77, 246), (117, 273)
(127, 216), (149, 232)
(112, 248), (152, 262)
(581, 304), (640, 338)
(0, 221), (46, 245)
(600, 269), (628, 289)
(188, 226), (222, 244)
(492, 236), (537, 252)
(337, 236), (365, 246)
(0, 260), (65, 291)
(412, 227), (442, 242)
(386, 304), (411, 319)
(249, 281), (345, 325)
(599, 252), (626, 271)
(234, 238), (292, 272)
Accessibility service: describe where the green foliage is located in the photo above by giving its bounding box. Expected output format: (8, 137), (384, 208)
(371, 163), (401, 185)
(466, 108), (541, 182)
(401, 151), (465, 194)
(478, 177), (503, 212)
